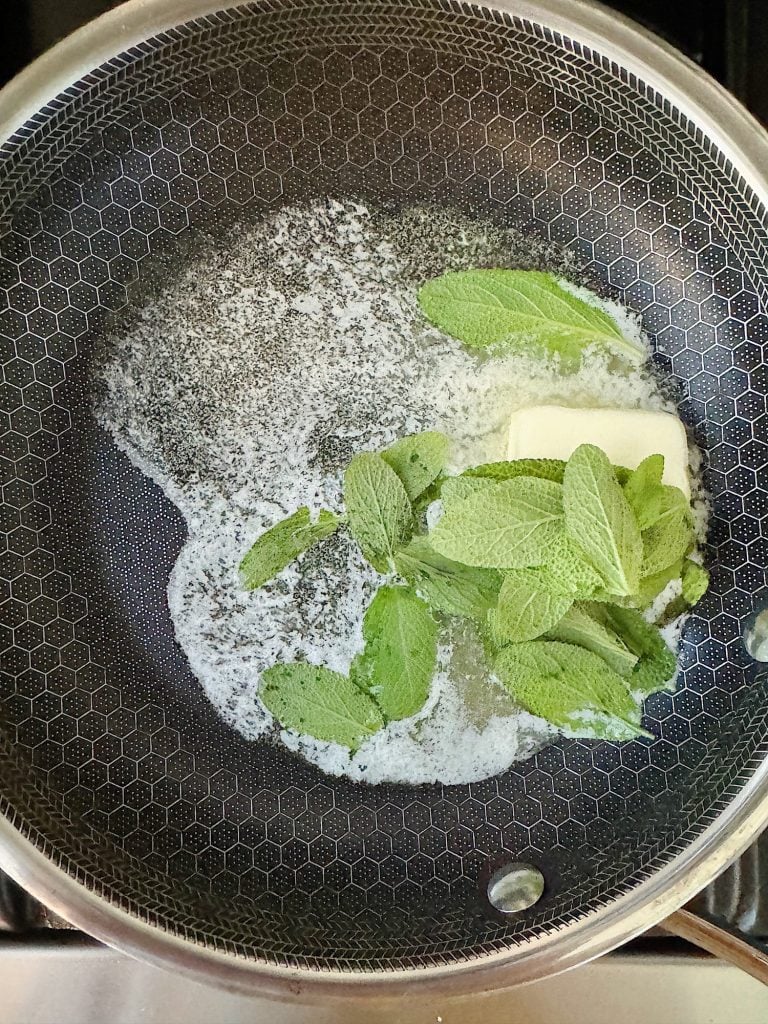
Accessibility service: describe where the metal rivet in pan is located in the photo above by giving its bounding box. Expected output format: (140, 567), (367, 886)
(744, 608), (768, 662)
(487, 862), (545, 913)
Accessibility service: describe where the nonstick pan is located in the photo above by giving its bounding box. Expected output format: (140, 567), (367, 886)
(1, 0), (768, 998)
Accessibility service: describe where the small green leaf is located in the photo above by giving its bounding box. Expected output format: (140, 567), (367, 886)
(540, 532), (605, 597)
(564, 444), (642, 596)
(439, 475), (496, 511)
(343, 453), (414, 572)
(546, 602), (638, 676)
(412, 474), (447, 516)
(394, 536), (501, 621)
(350, 586), (438, 720)
(636, 558), (684, 606)
(381, 431), (450, 502)
(659, 558), (710, 622)
(240, 507), (341, 590)
(681, 558), (709, 605)
(494, 640), (647, 740)
(488, 570), (573, 644)
(463, 458), (566, 483)
(261, 664), (384, 750)
(641, 494), (693, 577)
(593, 604), (677, 697)
(429, 476), (564, 569)
(418, 269), (644, 364)
(623, 454), (666, 529)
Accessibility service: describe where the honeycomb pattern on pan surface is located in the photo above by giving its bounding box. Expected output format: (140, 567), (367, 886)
(0, 1), (767, 969)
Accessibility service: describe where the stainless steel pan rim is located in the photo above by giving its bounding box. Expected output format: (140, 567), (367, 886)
(0, 0), (767, 999)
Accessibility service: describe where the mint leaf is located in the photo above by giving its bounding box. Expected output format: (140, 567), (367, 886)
(488, 570), (573, 644)
(418, 269), (644, 364)
(350, 586), (438, 720)
(594, 604), (676, 697)
(381, 431), (450, 502)
(394, 536), (501, 621)
(429, 476), (564, 569)
(261, 663), (384, 751)
(641, 494), (693, 577)
(464, 458), (566, 483)
(494, 640), (647, 740)
(240, 507), (341, 590)
(564, 444), (642, 596)
(344, 453), (414, 572)
(546, 602), (638, 677)
(624, 454), (666, 529)
(681, 558), (709, 605)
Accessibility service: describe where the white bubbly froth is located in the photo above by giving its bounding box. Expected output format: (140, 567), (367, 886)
(95, 199), (707, 785)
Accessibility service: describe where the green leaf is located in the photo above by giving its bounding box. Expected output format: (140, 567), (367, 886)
(488, 570), (573, 644)
(464, 457), (566, 483)
(636, 558), (684, 606)
(343, 453), (414, 572)
(540, 532), (605, 597)
(439, 475), (496, 511)
(594, 604), (677, 697)
(418, 269), (644, 364)
(240, 507), (341, 590)
(260, 664), (384, 751)
(546, 602), (638, 677)
(681, 558), (709, 606)
(494, 640), (648, 740)
(563, 444), (642, 596)
(429, 476), (564, 569)
(381, 431), (450, 502)
(394, 536), (501, 621)
(641, 493), (693, 578)
(350, 586), (438, 721)
(659, 558), (710, 622)
(412, 474), (447, 516)
(623, 454), (666, 529)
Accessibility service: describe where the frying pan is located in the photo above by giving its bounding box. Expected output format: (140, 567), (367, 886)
(1, 0), (768, 998)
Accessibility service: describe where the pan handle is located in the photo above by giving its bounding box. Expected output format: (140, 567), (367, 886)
(662, 908), (768, 985)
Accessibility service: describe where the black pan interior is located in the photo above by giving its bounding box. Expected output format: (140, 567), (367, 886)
(0, 1), (767, 970)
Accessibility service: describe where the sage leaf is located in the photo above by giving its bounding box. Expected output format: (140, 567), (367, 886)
(623, 454), (667, 529)
(641, 492), (694, 577)
(636, 558), (684, 607)
(439, 474), (497, 511)
(394, 536), (501, 621)
(541, 532), (605, 597)
(418, 269), (644, 364)
(381, 431), (450, 502)
(494, 640), (648, 740)
(463, 457), (566, 483)
(429, 476), (564, 569)
(240, 507), (341, 590)
(261, 663), (384, 751)
(546, 602), (638, 677)
(659, 558), (710, 622)
(488, 570), (573, 644)
(344, 453), (414, 572)
(564, 444), (642, 596)
(594, 604), (677, 697)
(350, 586), (438, 720)
(681, 558), (709, 605)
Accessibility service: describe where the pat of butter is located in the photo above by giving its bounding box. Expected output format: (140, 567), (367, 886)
(507, 405), (690, 497)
